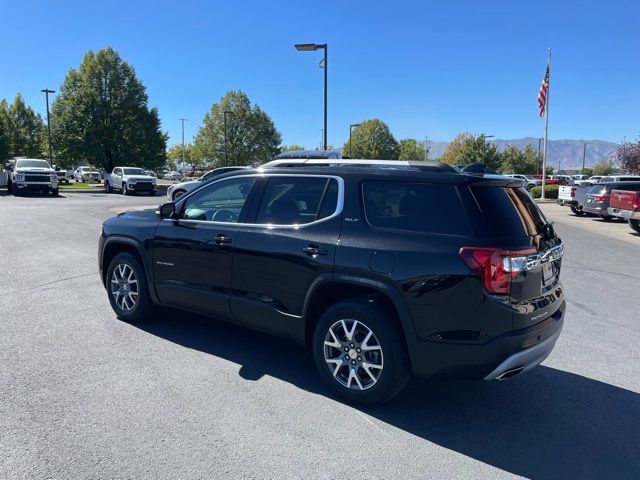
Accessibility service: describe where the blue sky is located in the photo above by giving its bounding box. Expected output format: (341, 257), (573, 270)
(1, 0), (638, 148)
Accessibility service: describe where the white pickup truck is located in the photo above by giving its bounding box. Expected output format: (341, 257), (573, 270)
(557, 184), (594, 216)
(2, 158), (59, 196)
(104, 166), (157, 196)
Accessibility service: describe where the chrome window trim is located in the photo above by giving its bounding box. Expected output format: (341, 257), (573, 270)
(167, 173), (345, 230)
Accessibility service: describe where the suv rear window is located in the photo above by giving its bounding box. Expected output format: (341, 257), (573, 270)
(362, 181), (471, 235)
(471, 186), (548, 238)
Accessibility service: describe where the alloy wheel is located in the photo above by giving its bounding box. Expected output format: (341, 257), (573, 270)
(110, 263), (139, 311)
(323, 319), (384, 390)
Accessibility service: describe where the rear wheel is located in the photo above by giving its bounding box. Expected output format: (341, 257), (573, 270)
(106, 252), (154, 322)
(312, 297), (410, 406)
(570, 206), (584, 216)
(629, 219), (640, 233)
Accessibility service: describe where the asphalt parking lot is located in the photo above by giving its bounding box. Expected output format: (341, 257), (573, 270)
(1, 191), (639, 479)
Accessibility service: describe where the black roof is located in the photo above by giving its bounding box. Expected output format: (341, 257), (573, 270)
(274, 150), (341, 160)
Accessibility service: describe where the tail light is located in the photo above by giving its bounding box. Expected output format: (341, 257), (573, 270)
(570, 187), (576, 198)
(459, 247), (537, 295)
(594, 194), (610, 203)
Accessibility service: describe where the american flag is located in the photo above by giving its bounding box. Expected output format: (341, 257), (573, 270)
(538, 65), (550, 117)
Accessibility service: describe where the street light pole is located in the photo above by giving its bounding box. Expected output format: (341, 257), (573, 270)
(179, 118), (187, 166)
(223, 110), (233, 167)
(41, 89), (55, 165)
(582, 142), (589, 174)
(349, 123), (360, 157)
(295, 43), (328, 150)
(425, 136), (428, 161)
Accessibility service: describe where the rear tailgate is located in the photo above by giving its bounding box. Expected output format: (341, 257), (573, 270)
(558, 185), (576, 201)
(470, 186), (564, 330)
(610, 189), (640, 211)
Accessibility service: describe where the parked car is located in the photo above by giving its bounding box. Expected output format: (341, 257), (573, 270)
(99, 160), (565, 405)
(75, 166), (101, 183)
(166, 166), (249, 201)
(163, 171), (183, 181)
(4, 158), (59, 196)
(549, 175), (573, 185)
(52, 165), (70, 184)
(144, 170), (156, 178)
(598, 175), (640, 183)
(582, 182), (640, 220)
(104, 167), (157, 195)
(557, 184), (592, 215)
(607, 188), (640, 233)
(574, 175), (602, 187)
(504, 174), (540, 190)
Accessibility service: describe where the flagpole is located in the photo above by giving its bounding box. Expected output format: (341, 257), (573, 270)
(541, 48), (551, 199)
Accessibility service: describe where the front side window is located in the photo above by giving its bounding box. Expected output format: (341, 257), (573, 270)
(255, 176), (338, 225)
(181, 177), (256, 223)
(123, 168), (147, 176)
(363, 181), (471, 235)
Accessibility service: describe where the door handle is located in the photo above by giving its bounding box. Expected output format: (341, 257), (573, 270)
(214, 234), (233, 244)
(303, 245), (328, 256)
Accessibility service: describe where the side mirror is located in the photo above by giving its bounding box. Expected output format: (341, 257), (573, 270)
(157, 202), (176, 219)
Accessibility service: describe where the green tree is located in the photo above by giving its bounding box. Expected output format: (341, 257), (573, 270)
(167, 143), (204, 167)
(592, 160), (616, 176)
(398, 138), (426, 160)
(193, 90), (281, 167)
(281, 144), (305, 152)
(50, 48), (167, 171)
(343, 119), (399, 159)
(499, 144), (542, 174)
(0, 99), (9, 161)
(439, 132), (472, 165)
(3, 93), (45, 158)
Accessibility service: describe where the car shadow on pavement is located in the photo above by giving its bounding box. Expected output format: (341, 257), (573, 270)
(135, 308), (640, 480)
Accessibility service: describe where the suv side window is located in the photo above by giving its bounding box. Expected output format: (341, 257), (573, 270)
(113, 168), (121, 175)
(362, 181), (471, 236)
(255, 176), (337, 225)
(181, 177), (256, 223)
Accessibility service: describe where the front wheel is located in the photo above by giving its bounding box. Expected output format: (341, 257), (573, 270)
(122, 183), (129, 195)
(105, 181), (112, 193)
(11, 183), (19, 196)
(172, 189), (186, 201)
(312, 298), (410, 406)
(629, 219), (640, 233)
(51, 188), (59, 197)
(570, 206), (584, 216)
(106, 252), (154, 322)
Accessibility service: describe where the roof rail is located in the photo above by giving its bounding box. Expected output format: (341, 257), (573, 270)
(260, 158), (458, 173)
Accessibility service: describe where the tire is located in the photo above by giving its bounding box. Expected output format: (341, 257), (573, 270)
(11, 182), (19, 196)
(172, 189), (186, 201)
(312, 297), (410, 406)
(105, 181), (112, 193)
(122, 183), (129, 195)
(629, 219), (640, 233)
(106, 252), (154, 322)
(570, 206), (584, 216)
(51, 188), (59, 197)
(148, 190), (156, 196)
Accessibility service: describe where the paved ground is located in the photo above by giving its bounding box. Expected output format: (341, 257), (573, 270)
(1, 191), (639, 479)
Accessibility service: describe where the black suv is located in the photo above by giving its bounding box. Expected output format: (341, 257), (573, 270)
(99, 161), (566, 405)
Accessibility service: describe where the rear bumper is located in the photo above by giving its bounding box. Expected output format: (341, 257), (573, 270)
(583, 204), (607, 215)
(408, 300), (565, 379)
(607, 207), (640, 220)
(557, 199), (578, 207)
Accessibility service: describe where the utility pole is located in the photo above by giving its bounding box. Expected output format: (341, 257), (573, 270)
(223, 111), (233, 167)
(41, 89), (55, 165)
(179, 118), (187, 166)
(424, 136), (428, 161)
(582, 142), (589, 174)
(294, 43), (328, 150)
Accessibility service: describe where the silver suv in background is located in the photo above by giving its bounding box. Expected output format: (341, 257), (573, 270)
(74, 167), (101, 183)
(166, 166), (248, 201)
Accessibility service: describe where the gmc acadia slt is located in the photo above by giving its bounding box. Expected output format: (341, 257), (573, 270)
(99, 160), (565, 405)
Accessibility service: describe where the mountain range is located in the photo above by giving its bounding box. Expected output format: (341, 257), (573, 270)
(423, 137), (620, 171)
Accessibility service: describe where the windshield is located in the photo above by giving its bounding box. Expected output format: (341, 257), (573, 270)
(16, 159), (51, 169)
(123, 168), (148, 176)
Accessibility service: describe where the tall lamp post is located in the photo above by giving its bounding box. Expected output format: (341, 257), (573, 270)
(41, 89), (55, 165)
(349, 123), (360, 157)
(179, 118), (187, 166)
(295, 43), (328, 150)
(582, 142), (589, 174)
(223, 110), (233, 167)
